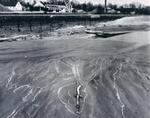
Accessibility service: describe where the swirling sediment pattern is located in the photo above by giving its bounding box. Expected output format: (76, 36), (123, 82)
(0, 16), (150, 118)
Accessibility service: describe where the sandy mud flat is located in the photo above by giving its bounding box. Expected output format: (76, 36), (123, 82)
(0, 16), (150, 118)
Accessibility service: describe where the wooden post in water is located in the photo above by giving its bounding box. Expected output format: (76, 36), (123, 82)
(0, 19), (2, 28)
(39, 21), (43, 39)
(49, 21), (52, 32)
(17, 20), (21, 32)
(29, 20), (32, 32)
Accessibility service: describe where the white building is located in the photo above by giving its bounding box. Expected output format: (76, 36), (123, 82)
(24, 0), (48, 5)
(34, 1), (45, 8)
(45, 4), (67, 12)
(7, 2), (23, 11)
(107, 7), (116, 14)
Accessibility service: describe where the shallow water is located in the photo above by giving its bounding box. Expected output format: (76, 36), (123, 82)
(0, 16), (150, 118)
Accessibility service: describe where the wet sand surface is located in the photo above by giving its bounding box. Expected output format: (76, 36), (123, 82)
(0, 16), (150, 118)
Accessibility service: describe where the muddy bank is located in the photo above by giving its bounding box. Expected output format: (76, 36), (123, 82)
(0, 16), (150, 118)
(0, 13), (128, 38)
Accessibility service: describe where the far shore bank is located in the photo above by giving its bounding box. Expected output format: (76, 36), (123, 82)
(0, 13), (131, 38)
(0, 13), (132, 23)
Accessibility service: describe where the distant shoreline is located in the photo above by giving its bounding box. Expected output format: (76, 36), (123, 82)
(0, 13), (132, 23)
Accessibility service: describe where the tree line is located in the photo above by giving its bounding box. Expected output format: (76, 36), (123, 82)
(71, 2), (150, 14)
(0, 0), (150, 14)
(23, 1), (150, 14)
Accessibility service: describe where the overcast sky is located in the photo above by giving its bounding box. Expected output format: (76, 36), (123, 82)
(77, 0), (150, 6)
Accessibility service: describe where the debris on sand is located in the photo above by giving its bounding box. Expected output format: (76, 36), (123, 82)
(0, 35), (28, 42)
